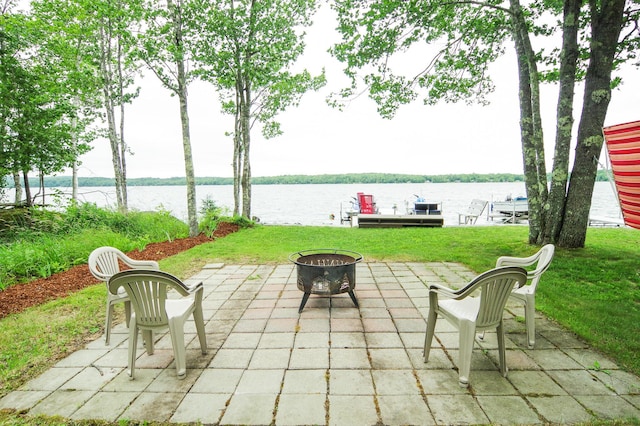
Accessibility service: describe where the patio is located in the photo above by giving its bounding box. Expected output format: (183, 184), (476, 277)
(1, 261), (639, 425)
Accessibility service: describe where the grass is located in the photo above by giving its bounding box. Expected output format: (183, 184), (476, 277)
(1, 224), (639, 426)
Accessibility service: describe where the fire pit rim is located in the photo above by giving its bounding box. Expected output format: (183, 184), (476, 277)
(288, 248), (364, 265)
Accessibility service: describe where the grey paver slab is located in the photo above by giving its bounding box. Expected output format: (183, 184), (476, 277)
(0, 390), (51, 411)
(330, 348), (370, 369)
(29, 390), (96, 418)
(428, 394), (490, 425)
(282, 369), (328, 394)
(118, 392), (184, 422)
(170, 393), (229, 424)
(276, 393), (327, 425)
(328, 394), (378, 426)
(221, 393), (277, 425)
(369, 348), (413, 369)
(289, 347), (329, 369)
(372, 369), (421, 395)
(191, 368), (244, 393)
(377, 394), (435, 425)
(508, 370), (568, 395)
(70, 391), (139, 422)
(330, 369), (374, 395)
(477, 395), (542, 424)
(548, 369), (615, 395)
(235, 369), (284, 394)
(526, 395), (593, 424)
(576, 395), (640, 419)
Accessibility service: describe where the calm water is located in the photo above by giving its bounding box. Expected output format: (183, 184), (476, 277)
(15, 181), (621, 227)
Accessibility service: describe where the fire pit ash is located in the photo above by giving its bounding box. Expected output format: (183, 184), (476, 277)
(289, 249), (363, 313)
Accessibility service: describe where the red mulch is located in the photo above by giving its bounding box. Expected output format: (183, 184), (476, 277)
(0, 222), (239, 319)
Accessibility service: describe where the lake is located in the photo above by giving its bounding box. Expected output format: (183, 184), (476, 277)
(23, 181), (621, 227)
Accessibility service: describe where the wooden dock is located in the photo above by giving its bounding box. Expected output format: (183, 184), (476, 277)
(356, 214), (444, 228)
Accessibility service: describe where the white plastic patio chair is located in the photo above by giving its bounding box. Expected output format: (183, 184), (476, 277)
(88, 246), (159, 345)
(423, 266), (527, 387)
(493, 243), (555, 348)
(108, 269), (208, 380)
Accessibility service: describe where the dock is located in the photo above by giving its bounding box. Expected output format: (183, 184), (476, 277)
(356, 213), (444, 228)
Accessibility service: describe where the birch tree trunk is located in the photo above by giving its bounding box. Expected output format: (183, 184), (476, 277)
(168, 0), (198, 236)
(559, 0), (626, 247)
(509, 0), (547, 244)
(542, 0), (582, 243)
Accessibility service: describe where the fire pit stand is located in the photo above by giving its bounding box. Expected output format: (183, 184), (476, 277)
(289, 249), (363, 313)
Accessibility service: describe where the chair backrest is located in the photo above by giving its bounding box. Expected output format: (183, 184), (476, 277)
(496, 244), (555, 289)
(467, 199), (488, 215)
(89, 246), (160, 282)
(471, 267), (527, 328)
(108, 270), (192, 327)
(89, 247), (127, 281)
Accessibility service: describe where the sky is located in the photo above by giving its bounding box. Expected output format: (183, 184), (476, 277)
(71, 4), (640, 179)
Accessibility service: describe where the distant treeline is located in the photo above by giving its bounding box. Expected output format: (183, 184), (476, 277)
(3, 171), (612, 188)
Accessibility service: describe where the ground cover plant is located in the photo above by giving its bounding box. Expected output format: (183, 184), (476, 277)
(0, 223), (639, 426)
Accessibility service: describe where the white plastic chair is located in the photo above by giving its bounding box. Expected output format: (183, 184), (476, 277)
(88, 246), (159, 345)
(108, 269), (208, 379)
(494, 244), (555, 348)
(423, 266), (527, 387)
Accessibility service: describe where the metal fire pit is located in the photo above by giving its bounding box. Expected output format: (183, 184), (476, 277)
(289, 249), (363, 313)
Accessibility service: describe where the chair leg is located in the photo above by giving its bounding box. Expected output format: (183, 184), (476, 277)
(168, 319), (187, 379)
(124, 301), (132, 328)
(142, 330), (154, 355)
(524, 295), (536, 349)
(497, 321), (508, 377)
(128, 324), (138, 380)
(193, 307), (208, 355)
(457, 320), (476, 387)
(423, 309), (437, 362)
(105, 302), (114, 346)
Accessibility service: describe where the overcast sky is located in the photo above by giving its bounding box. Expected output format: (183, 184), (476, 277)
(72, 4), (640, 179)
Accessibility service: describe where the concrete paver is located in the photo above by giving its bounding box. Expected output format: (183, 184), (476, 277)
(2, 261), (640, 425)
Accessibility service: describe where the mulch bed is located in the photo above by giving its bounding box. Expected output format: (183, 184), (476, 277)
(0, 222), (239, 319)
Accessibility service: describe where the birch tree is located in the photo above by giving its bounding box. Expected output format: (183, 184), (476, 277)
(135, 0), (199, 236)
(190, 0), (325, 219)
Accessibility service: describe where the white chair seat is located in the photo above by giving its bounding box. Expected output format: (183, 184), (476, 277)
(439, 297), (480, 322)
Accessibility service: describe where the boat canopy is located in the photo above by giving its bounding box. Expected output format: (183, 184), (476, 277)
(603, 119), (640, 230)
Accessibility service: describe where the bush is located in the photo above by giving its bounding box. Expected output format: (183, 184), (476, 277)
(198, 196), (228, 237)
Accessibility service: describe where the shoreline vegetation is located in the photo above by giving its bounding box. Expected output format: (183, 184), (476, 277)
(2, 171), (612, 188)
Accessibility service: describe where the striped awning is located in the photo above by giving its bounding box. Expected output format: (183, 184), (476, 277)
(603, 119), (640, 229)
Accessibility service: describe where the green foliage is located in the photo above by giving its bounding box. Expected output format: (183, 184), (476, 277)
(198, 196), (227, 237)
(0, 204), (188, 289)
(330, 0), (510, 118)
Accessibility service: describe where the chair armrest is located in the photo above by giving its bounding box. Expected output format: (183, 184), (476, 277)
(428, 283), (460, 298)
(123, 258), (160, 270)
(187, 281), (204, 294)
(496, 254), (537, 268)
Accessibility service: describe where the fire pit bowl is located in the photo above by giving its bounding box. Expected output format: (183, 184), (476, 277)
(289, 249), (363, 313)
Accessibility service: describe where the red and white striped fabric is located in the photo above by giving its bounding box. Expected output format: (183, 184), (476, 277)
(603, 120), (640, 230)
